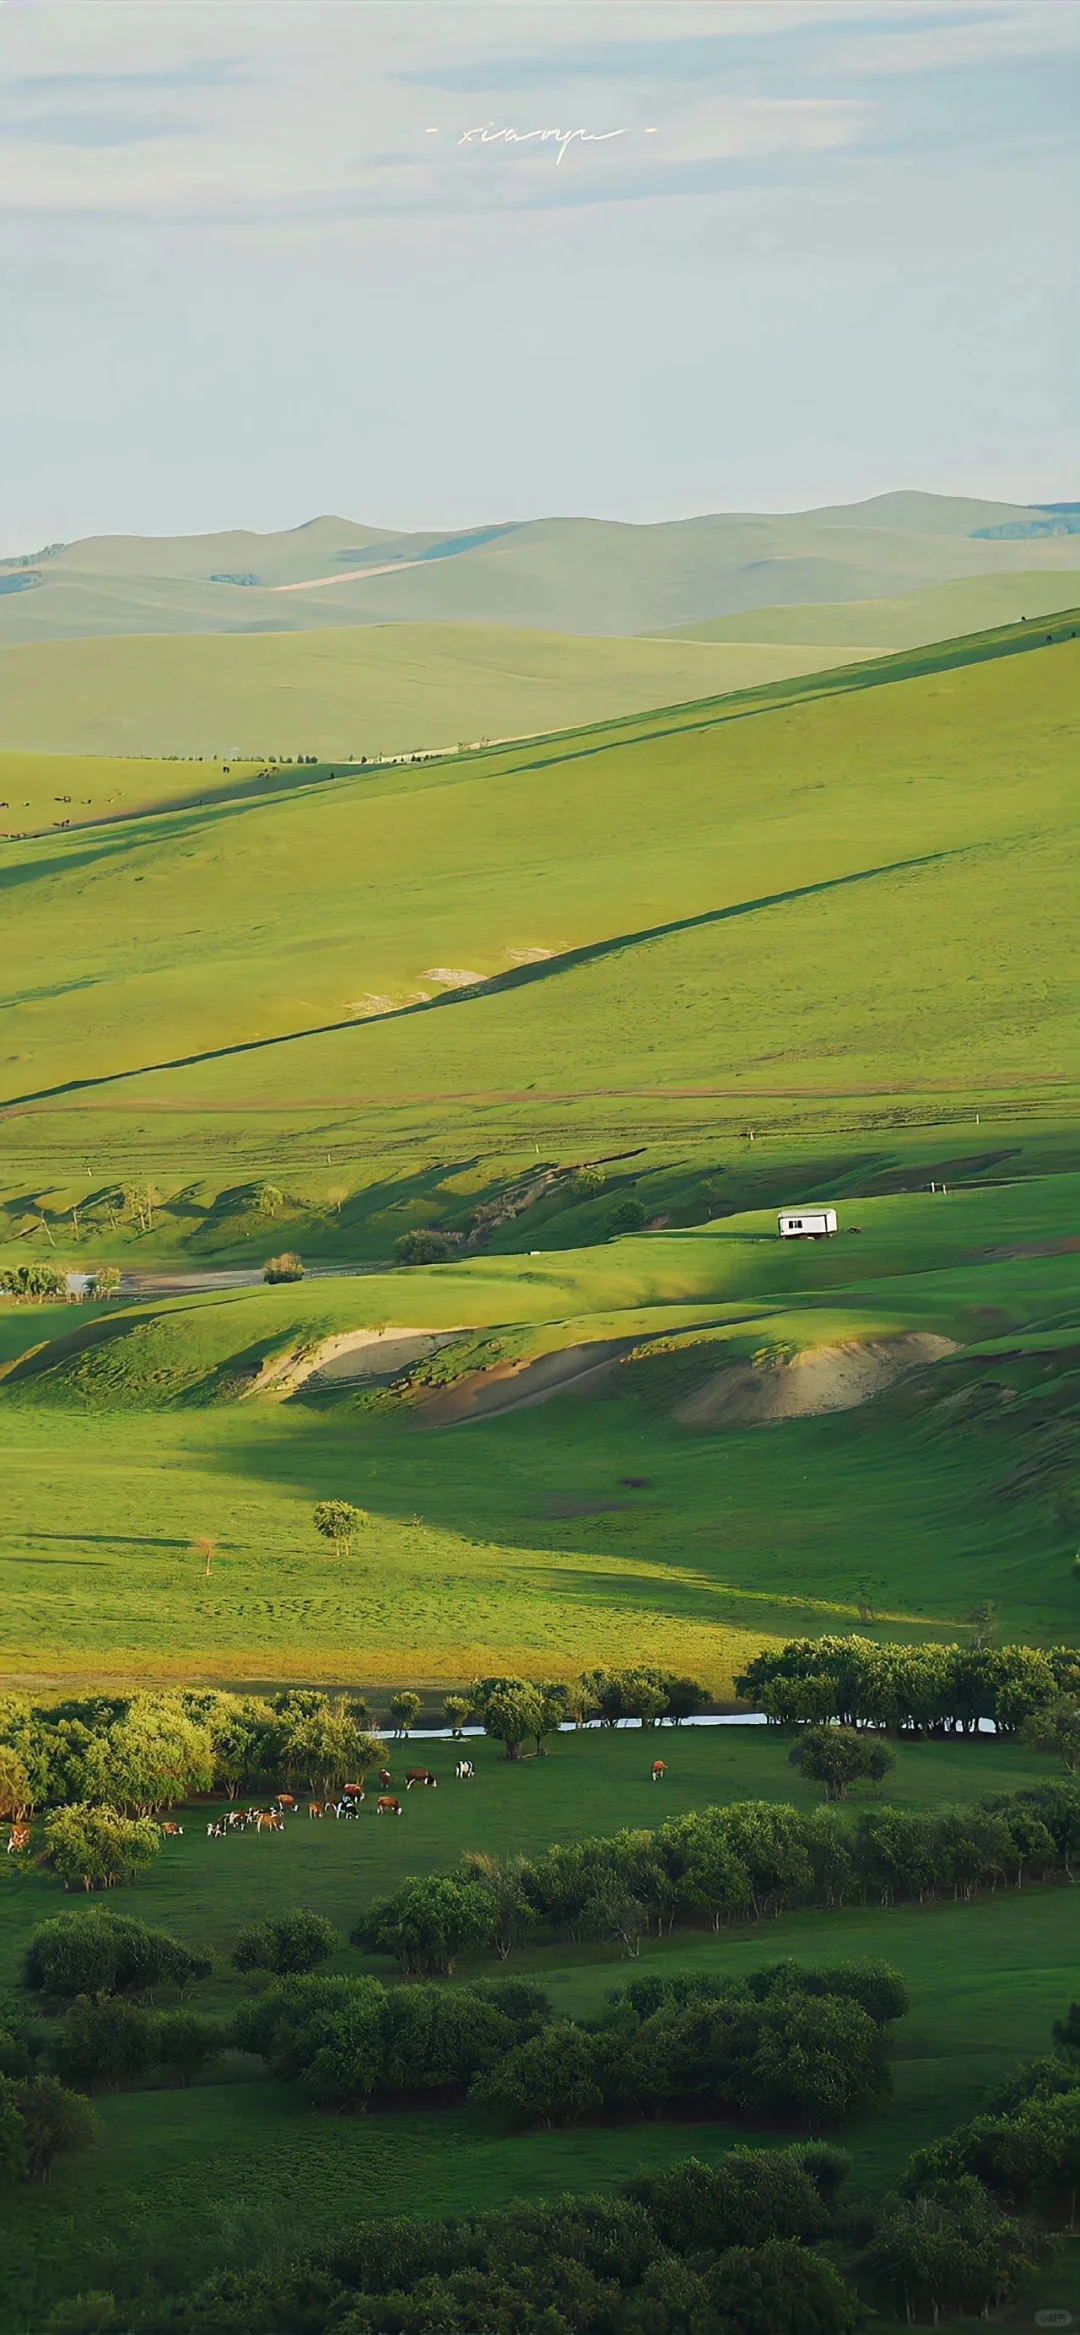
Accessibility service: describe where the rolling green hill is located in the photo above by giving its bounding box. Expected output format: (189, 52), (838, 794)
(658, 566), (1080, 648)
(5, 491), (1080, 645)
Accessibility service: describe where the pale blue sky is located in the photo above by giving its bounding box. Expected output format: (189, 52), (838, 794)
(1, 1), (1077, 549)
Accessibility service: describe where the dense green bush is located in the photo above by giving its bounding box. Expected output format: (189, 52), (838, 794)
(232, 1907), (339, 1976)
(25, 1911), (211, 1999)
(353, 1874), (496, 1975)
(0, 2074), (98, 2181)
(233, 1972), (521, 2109)
(394, 1231), (452, 1265)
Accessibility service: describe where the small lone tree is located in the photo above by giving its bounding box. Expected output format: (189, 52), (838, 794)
(388, 1690), (422, 1739)
(255, 1182), (284, 1219)
(313, 1501), (367, 1558)
(191, 1535), (217, 1581)
(263, 1252), (303, 1284)
(232, 1908), (338, 1977)
(790, 1727), (894, 1801)
(443, 1695), (473, 1737)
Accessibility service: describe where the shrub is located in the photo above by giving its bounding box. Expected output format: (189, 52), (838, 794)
(470, 2021), (605, 2128)
(153, 2011), (222, 2087)
(354, 1875), (495, 1976)
(0, 1262), (67, 1302)
(25, 1911), (210, 1999)
(233, 1908), (339, 1977)
(43, 1805), (161, 1892)
(609, 1198), (647, 1233)
(394, 1231), (452, 1265)
(262, 1252), (303, 1283)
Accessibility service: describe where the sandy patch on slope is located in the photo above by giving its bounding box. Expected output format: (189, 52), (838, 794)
(421, 1338), (639, 1426)
(674, 1334), (957, 1428)
(248, 1327), (463, 1397)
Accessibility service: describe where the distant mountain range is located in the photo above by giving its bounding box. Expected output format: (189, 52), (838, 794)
(2, 491), (1079, 644)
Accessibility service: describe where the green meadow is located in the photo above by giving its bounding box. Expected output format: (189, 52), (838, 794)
(0, 1726), (1076, 2326)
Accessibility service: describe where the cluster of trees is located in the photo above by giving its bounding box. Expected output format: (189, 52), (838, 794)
(0, 1685), (388, 1823)
(462, 1667), (706, 1757)
(140, 2152), (860, 2335)
(738, 1635), (1080, 1737)
(357, 1783), (1080, 1972)
(233, 1957), (904, 2134)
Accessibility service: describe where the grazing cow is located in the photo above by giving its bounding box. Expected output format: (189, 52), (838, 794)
(651, 1760), (666, 1782)
(255, 1810), (284, 1833)
(275, 1794), (297, 1813)
(160, 1821), (184, 1836)
(341, 1783), (365, 1801)
(334, 1798), (359, 1820)
(308, 1802), (325, 1820)
(405, 1769), (437, 1790)
(378, 1769), (393, 1788)
(455, 1759), (475, 1780)
(376, 1795), (402, 1816)
(7, 1824), (31, 1854)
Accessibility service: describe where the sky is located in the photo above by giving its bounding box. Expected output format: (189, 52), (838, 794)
(1, 0), (1077, 549)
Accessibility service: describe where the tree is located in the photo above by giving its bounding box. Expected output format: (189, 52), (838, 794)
(4, 2074), (98, 2181)
(443, 1694), (473, 1737)
(967, 1600), (999, 1650)
(154, 2011), (222, 2088)
(478, 1681), (545, 1760)
(1025, 1697), (1080, 1775)
(704, 2236), (856, 2335)
(354, 1875), (495, 1976)
(662, 1675), (707, 1725)
(388, 1690), (422, 1739)
(254, 1182), (284, 1219)
(53, 1997), (156, 2091)
(78, 1697), (214, 1815)
(232, 1909), (338, 1977)
(44, 1806), (161, 1892)
(470, 2021), (604, 2128)
(263, 1252), (303, 1283)
(0, 2086), (27, 2186)
(280, 1702), (385, 1795)
(91, 1265), (121, 1298)
(312, 1499), (367, 1557)
(394, 1231), (452, 1265)
(790, 1727), (895, 1801)
(0, 1745), (33, 1820)
(462, 1852), (535, 1959)
(25, 1910), (210, 1998)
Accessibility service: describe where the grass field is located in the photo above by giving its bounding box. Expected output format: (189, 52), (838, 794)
(0, 1726), (1075, 2327)
(0, 624), (880, 763)
(660, 564), (1080, 648)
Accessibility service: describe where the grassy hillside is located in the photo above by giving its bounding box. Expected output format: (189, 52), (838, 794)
(1, 615), (1075, 1140)
(660, 565), (1080, 648)
(1, 1171), (1077, 1686)
(5, 491), (1080, 644)
(0, 623), (871, 762)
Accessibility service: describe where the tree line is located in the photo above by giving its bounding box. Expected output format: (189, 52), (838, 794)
(737, 1634), (1080, 1737)
(49, 2002), (1080, 2332)
(354, 1781), (1080, 1971)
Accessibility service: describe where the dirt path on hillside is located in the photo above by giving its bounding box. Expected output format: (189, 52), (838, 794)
(421, 1337), (641, 1425)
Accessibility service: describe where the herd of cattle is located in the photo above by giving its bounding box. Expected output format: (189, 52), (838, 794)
(5, 1755), (671, 1855)
(203, 1761), (477, 1836)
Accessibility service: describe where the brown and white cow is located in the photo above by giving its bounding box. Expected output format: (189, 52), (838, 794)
(160, 1820), (184, 1836)
(376, 1795), (402, 1816)
(308, 1802), (325, 1820)
(341, 1782), (365, 1801)
(378, 1769), (393, 1788)
(275, 1793), (297, 1813)
(256, 1810), (285, 1832)
(405, 1769), (437, 1790)
(651, 1760), (666, 1782)
(6, 1824), (31, 1854)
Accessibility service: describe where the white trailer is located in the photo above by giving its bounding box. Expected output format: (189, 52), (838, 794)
(777, 1207), (837, 1240)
